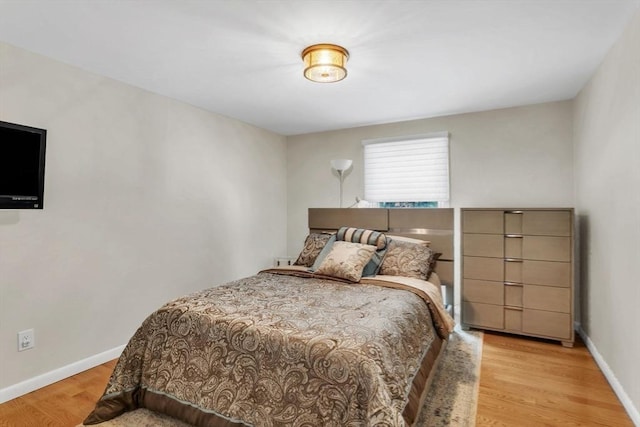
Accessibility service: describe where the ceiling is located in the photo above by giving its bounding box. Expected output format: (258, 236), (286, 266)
(0, 1), (638, 136)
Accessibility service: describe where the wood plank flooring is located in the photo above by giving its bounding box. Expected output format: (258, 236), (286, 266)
(0, 332), (632, 426)
(476, 332), (633, 426)
(0, 360), (116, 427)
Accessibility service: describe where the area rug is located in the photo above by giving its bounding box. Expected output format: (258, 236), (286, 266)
(415, 328), (483, 426)
(80, 328), (483, 427)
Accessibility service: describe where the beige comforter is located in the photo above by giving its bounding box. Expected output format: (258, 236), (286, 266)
(84, 270), (454, 427)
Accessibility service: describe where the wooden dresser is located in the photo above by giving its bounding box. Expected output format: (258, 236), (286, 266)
(461, 208), (575, 346)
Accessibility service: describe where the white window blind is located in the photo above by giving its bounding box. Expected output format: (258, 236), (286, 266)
(363, 133), (450, 203)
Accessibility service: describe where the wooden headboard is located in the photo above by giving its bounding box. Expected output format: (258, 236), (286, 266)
(308, 208), (455, 303)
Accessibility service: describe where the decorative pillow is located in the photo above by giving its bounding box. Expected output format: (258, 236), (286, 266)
(379, 239), (434, 280)
(361, 246), (387, 277)
(312, 234), (386, 277)
(427, 252), (442, 280)
(293, 233), (333, 267)
(336, 227), (387, 250)
(310, 234), (336, 271)
(314, 241), (377, 282)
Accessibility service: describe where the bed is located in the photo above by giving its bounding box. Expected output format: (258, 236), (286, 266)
(84, 208), (455, 427)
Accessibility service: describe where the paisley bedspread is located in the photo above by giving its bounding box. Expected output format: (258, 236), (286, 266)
(84, 271), (453, 427)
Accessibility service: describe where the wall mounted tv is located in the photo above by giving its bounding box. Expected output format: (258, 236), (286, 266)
(0, 120), (47, 209)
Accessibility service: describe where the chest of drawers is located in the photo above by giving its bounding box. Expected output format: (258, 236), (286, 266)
(461, 208), (574, 346)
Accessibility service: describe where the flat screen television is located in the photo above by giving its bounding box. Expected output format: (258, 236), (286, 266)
(0, 120), (47, 209)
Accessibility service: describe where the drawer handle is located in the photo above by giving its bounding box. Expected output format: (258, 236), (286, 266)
(505, 210), (523, 214)
(505, 258), (523, 263)
(504, 282), (522, 286)
(505, 234), (523, 238)
(504, 306), (523, 311)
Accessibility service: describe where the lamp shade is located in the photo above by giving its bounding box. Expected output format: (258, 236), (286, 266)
(302, 44), (349, 83)
(330, 159), (353, 172)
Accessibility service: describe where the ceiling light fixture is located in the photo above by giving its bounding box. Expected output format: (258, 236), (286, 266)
(301, 44), (349, 83)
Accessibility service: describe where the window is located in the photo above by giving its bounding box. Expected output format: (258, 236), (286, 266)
(362, 132), (450, 207)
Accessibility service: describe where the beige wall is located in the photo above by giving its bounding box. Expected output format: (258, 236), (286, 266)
(0, 42), (287, 390)
(286, 100), (574, 257)
(574, 10), (640, 421)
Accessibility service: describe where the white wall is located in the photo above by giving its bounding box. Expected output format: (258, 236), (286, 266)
(573, 10), (640, 422)
(286, 100), (574, 257)
(0, 42), (287, 391)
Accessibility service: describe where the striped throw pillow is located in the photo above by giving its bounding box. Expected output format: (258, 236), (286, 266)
(336, 227), (387, 250)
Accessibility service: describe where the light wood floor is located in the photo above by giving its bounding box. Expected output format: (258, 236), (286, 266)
(0, 332), (632, 426)
(476, 332), (633, 426)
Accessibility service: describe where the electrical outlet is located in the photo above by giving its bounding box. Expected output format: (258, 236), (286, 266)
(18, 329), (35, 352)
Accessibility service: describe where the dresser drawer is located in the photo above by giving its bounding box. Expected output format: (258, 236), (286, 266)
(463, 233), (503, 258)
(504, 284), (523, 307)
(463, 256), (504, 281)
(523, 260), (571, 287)
(504, 259), (523, 283)
(523, 236), (571, 262)
(523, 285), (571, 312)
(522, 309), (572, 340)
(505, 210), (572, 236)
(504, 307), (522, 332)
(463, 210), (503, 234)
(463, 279), (504, 304)
(506, 260), (572, 287)
(522, 211), (572, 236)
(463, 302), (503, 329)
(504, 212), (522, 234)
(504, 235), (523, 258)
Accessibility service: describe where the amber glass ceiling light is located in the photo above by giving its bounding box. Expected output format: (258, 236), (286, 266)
(302, 44), (349, 83)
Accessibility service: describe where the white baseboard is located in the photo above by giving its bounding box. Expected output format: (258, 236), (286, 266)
(0, 344), (125, 404)
(577, 326), (640, 426)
